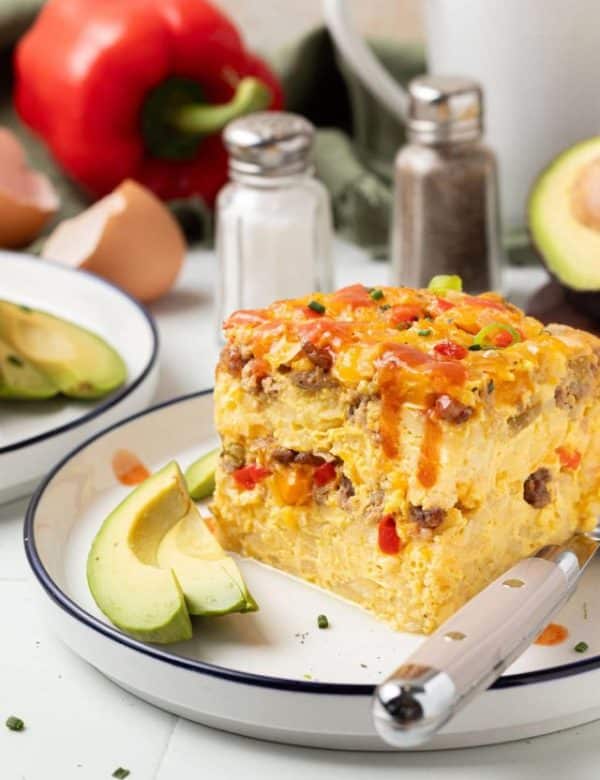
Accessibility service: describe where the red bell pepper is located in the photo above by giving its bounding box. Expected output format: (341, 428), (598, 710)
(14, 0), (284, 204)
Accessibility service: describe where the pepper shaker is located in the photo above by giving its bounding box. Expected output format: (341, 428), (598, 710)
(216, 111), (333, 327)
(391, 76), (502, 293)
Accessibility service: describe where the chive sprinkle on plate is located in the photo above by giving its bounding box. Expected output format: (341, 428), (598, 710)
(112, 768), (130, 779)
(574, 641), (589, 653)
(317, 614), (329, 629)
(5, 716), (25, 732)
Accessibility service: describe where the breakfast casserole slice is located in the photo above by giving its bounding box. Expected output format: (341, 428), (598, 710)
(211, 281), (600, 634)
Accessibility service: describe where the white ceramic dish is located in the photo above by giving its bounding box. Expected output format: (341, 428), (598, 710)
(0, 252), (159, 503)
(25, 392), (600, 750)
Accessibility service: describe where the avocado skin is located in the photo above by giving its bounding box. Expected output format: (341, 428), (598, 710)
(0, 300), (126, 399)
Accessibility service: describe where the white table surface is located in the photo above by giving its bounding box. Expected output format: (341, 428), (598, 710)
(5, 241), (599, 780)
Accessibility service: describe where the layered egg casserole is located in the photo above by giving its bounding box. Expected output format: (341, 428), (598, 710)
(211, 281), (600, 634)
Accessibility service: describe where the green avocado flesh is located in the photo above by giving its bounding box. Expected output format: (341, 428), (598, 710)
(0, 337), (58, 400)
(0, 300), (126, 400)
(529, 136), (600, 291)
(184, 447), (219, 500)
(87, 461), (256, 644)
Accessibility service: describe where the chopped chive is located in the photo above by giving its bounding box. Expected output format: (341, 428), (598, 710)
(369, 288), (384, 301)
(303, 673), (313, 680)
(379, 304), (391, 311)
(468, 344), (482, 351)
(6, 716), (24, 732)
(6, 354), (24, 367)
(574, 641), (589, 653)
(317, 614), (329, 629)
(308, 300), (325, 315)
(112, 769), (130, 779)
(417, 329), (432, 337)
(19, 305), (32, 313)
(487, 379), (495, 394)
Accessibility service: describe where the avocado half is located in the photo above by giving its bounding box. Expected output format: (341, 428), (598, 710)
(529, 137), (600, 302)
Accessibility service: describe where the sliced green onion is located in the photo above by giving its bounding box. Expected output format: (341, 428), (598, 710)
(6, 716), (24, 731)
(112, 769), (130, 779)
(369, 288), (384, 301)
(428, 274), (463, 293)
(574, 641), (589, 653)
(417, 329), (432, 337)
(473, 323), (522, 349)
(317, 614), (329, 629)
(307, 300), (325, 315)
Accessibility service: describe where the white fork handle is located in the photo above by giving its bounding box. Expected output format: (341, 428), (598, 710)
(373, 544), (588, 748)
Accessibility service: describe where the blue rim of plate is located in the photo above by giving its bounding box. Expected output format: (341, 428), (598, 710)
(0, 253), (159, 455)
(24, 390), (600, 696)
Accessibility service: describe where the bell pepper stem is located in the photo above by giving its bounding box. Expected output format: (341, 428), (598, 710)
(171, 77), (271, 135)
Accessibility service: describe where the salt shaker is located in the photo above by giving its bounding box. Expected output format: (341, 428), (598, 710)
(391, 76), (502, 293)
(216, 112), (333, 326)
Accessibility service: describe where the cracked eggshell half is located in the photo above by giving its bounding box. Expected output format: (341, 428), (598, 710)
(0, 128), (59, 248)
(41, 179), (185, 303)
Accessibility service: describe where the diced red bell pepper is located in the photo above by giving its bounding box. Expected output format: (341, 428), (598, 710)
(434, 296), (455, 312)
(232, 464), (271, 490)
(378, 515), (401, 555)
(313, 461), (336, 487)
(556, 447), (582, 470)
(433, 340), (468, 360)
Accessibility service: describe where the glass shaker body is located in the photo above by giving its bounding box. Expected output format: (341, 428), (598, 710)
(391, 139), (501, 294)
(216, 171), (332, 324)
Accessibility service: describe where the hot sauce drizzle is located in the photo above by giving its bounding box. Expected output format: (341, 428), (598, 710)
(417, 411), (442, 488)
(112, 449), (151, 486)
(535, 623), (569, 646)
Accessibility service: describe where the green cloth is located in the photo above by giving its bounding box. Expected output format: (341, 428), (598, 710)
(273, 28), (426, 255)
(0, 4), (424, 252)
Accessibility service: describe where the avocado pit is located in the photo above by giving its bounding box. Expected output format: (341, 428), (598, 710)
(571, 157), (600, 232)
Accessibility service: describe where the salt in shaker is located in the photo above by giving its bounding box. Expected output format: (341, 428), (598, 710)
(391, 76), (502, 293)
(217, 111), (333, 326)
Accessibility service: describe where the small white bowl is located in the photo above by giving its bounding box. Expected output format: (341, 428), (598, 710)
(0, 251), (158, 502)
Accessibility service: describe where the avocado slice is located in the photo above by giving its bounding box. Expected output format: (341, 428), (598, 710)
(87, 461), (256, 643)
(0, 300), (126, 399)
(529, 136), (600, 290)
(0, 337), (58, 400)
(157, 508), (255, 615)
(87, 461), (193, 643)
(184, 447), (219, 500)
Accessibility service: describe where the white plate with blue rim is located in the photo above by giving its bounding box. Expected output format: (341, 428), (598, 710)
(0, 251), (159, 503)
(24, 391), (600, 750)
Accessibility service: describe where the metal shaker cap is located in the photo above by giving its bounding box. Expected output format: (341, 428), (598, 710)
(407, 76), (483, 144)
(224, 111), (315, 178)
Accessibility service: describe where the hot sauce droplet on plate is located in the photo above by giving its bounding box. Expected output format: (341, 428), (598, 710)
(112, 449), (151, 486)
(535, 623), (569, 646)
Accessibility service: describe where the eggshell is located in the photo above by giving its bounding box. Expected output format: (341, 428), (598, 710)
(41, 180), (185, 303)
(0, 128), (59, 247)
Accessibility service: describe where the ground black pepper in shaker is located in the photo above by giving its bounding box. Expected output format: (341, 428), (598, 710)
(391, 76), (502, 293)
